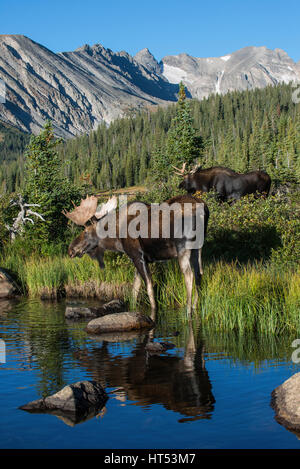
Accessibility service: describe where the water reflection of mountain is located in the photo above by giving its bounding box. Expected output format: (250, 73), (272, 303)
(75, 323), (215, 423)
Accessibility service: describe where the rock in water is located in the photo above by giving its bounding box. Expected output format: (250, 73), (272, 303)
(86, 312), (154, 334)
(65, 306), (99, 319)
(145, 341), (175, 354)
(100, 299), (125, 314)
(86, 330), (145, 343)
(19, 381), (107, 417)
(271, 373), (300, 433)
(65, 299), (125, 319)
(0, 268), (19, 298)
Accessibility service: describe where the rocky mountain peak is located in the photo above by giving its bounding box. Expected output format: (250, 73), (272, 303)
(0, 37), (299, 138)
(0, 35), (178, 138)
(161, 46), (300, 100)
(134, 48), (161, 75)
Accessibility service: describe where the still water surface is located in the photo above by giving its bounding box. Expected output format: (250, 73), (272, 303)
(0, 298), (299, 449)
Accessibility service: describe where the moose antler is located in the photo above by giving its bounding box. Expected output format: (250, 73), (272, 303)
(62, 195), (98, 226)
(190, 164), (201, 174)
(95, 196), (117, 219)
(172, 162), (187, 176)
(62, 195), (118, 226)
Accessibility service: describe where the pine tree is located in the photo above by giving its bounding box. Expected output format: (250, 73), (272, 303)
(24, 121), (82, 244)
(166, 82), (203, 169)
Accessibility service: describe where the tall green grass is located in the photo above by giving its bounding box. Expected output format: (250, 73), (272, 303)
(1, 249), (299, 333)
(0, 250), (134, 300)
(153, 259), (300, 333)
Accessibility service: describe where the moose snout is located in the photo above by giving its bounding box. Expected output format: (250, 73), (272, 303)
(68, 247), (76, 258)
(68, 245), (81, 258)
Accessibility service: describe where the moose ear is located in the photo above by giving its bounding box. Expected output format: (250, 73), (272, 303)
(95, 196), (117, 220)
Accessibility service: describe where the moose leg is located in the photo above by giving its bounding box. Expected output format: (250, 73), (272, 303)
(132, 255), (156, 319)
(191, 248), (203, 310)
(183, 320), (196, 371)
(178, 249), (194, 317)
(132, 270), (142, 303)
(122, 238), (156, 319)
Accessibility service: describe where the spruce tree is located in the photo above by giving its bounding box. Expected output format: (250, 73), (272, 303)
(166, 82), (203, 169)
(24, 121), (82, 245)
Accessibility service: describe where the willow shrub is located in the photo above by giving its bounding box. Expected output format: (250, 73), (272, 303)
(198, 191), (300, 267)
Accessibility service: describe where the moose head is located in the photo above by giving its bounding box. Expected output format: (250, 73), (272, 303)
(62, 195), (117, 268)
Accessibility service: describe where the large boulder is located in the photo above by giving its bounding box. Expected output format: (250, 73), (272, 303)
(271, 373), (300, 433)
(19, 380), (107, 426)
(65, 299), (124, 320)
(0, 268), (19, 298)
(86, 311), (154, 334)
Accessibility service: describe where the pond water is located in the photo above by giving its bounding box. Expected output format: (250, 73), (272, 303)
(0, 298), (299, 449)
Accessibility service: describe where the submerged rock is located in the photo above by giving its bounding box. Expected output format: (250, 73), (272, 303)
(47, 406), (105, 427)
(65, 305), (99, 319)
(86, 311), (154, 334)
(271, 373), (300, 434)
(0, 299), (15, 316)
(0, 268), (19, 298)
(65, 299), (125, 319)
(87, 330), (145, 343)
(145, 341), (175, 354)
(19, 380), (108, 424)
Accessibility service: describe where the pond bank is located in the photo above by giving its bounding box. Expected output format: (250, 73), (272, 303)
(0, 252), (299, 334)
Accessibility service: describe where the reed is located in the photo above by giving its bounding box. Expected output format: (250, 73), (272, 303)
(1, 249), (299, 333)
(153, 259), (300, 334)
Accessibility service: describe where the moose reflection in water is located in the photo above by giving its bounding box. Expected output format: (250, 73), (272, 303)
(74, 322), (215, 423)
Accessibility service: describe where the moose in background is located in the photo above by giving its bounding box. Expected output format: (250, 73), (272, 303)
(174, 164), (271, 202)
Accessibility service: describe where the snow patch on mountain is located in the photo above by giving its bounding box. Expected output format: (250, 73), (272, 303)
(161, 63), (191, 84)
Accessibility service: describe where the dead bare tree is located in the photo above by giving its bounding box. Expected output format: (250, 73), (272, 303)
(5, 194), (46, 241)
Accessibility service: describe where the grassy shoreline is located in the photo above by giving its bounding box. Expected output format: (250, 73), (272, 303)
(1, 251), (299, 334)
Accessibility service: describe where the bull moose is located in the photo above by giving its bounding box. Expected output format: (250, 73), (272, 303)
(174, 164), (271, 202)
(63, 194), (209, 317)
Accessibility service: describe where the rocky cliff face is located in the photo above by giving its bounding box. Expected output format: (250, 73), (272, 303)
(0, 35), (177, 137)
(0, 35), (299, 138)
(161, 46), (300, 100)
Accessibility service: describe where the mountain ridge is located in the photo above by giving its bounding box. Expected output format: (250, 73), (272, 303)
(0, 34), (299, 137)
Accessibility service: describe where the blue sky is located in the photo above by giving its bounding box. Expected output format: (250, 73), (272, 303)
(1, 0), (299, 62)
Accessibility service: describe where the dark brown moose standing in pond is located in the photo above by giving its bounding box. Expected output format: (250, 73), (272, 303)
(174, 164), (271, 202)
(63, 194), (209, 318)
